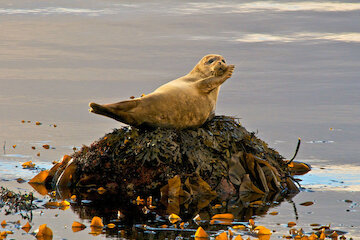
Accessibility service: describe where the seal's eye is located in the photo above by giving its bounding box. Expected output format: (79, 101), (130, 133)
(222, 59), (226, 63)
(207, 58), (215, 64)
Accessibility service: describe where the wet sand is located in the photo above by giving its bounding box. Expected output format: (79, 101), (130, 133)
(1, 0), (360, 238)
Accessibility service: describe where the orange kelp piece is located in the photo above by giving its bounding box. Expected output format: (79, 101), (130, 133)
(46, 162), (61, 183)
(42, 144), (50, 149)
(254, 226), (272, 235)
(239, 174), (265, 194)
(57, 160), (76, 187)
(215, 232), (228, 240)
(288, 222), (297, 227)
(185, 174), (216, 197)
(249, 219), (255, 227)
(59, 200), (70, 207)
(44, 201), (60, 208)
(212, 213), (234, 221)
(90, 216), (104, 228)
(300, 201), (314, 206)
(97, 187), (106, 194)
(309, 233), (318, 240)
(211, 213), (234, 225)
(29, 170), (49, 184)
(22, 161), (35, 169)
(195, 226), (209, 238)
(233, 225), (246, 230)
(35, 224), (53, 240)
(168, 213), (181, 224)
(288, 161), (311, 175)
(107, 223), (115, 229)
(21, 222), (32, 233)
(319, 228), (326, 240)
(28, 182), (49, 195)
(89, 226), (103, 236)
(258, 234), (271, 240)
(72, 221), (86, 232)
(234, 235), (243, 240)
(168, 175), (181, 198)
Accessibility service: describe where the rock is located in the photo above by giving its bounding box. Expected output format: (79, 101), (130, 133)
(45, 116), (305, 197)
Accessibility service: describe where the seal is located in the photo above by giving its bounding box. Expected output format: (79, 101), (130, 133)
(89, 54), (235, 129)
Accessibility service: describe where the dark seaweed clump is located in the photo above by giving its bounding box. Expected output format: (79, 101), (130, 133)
(68, 116), (297, 195)
(0, 187), (37, 219)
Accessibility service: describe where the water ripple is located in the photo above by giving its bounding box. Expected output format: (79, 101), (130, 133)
(179, 1), (360, 14)
(187, 32), (360, 43)
(0, 7), (116, 16)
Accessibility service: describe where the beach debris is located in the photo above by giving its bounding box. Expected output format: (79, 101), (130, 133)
(300, 201), (314, 206)
(211, 213), (234, 225)
(72, 221), (86, 232)
(16, 178), (26, 183)
(90, 216), (104, 228)
(215, 231), (228, 240)
(35, 121), (42, 126)
(29, 170), (49, 184)
(195, 226), (208, 238)
(288, 222), (297, 228)
(234, 235), (243, 240)
(97, 187), (106, 194)
(1, 220), (6, 227)
(254, 226), (272, 235)
(168, 213), (181, 224)
(107, 223), (115, 229)
(249, 219), (255, 228)
(35, 224), (53, 240)
(22, 161), (35, 169)
(42, 144), (50, 149)
(21, 222), (32, 233)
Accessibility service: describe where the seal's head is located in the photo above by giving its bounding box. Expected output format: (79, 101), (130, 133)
(190, 54), (228, 78)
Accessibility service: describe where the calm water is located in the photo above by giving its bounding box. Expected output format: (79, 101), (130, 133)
(0, 0), (360, 239)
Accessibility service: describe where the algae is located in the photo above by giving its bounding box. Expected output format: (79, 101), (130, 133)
(47, 116), (304, 196)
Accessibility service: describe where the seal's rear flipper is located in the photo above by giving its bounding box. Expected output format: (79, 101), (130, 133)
(89, 102), (136, 125)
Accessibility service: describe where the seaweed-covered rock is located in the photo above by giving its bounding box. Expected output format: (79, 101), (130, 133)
(46, 116), (305, 196)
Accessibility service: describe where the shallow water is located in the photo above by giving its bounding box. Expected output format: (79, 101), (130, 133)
(1, 0), (360, 239)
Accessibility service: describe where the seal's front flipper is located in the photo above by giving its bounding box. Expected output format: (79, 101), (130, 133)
(196, 65), (235, 93)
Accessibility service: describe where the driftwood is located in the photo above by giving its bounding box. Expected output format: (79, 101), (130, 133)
(42, 116), (309, 198)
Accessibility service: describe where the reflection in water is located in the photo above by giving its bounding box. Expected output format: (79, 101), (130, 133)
(301, 164), (360, 191)
(188, 32), (360, 43)
(0, 7), (111, 15)
(234, 32), (360, 43)
(178, 2), (360, 14)
(2, 1), (360, 17)
(50, 187), (296, 239)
